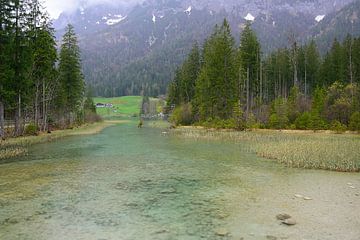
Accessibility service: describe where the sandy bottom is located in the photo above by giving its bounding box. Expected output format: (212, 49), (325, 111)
(227, 170), (360, 240)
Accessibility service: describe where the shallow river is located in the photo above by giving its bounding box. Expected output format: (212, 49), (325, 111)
(0, 122), (359, 240)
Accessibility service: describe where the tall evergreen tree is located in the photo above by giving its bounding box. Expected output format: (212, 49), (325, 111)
(32, 22), (58, 130)
(305, 40), (320, 94)
(58, 24), (85, 125)
(238, 22), (261, 114)
(0, 0), (14, 138)
(180, 42), (200, 103)
(196, 19), (237, 120)
(12, 0), (34, 136)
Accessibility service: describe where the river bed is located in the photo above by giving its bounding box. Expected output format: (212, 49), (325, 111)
(0, 122), (359, 240)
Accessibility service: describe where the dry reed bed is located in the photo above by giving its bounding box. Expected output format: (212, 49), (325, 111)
(171, 128), (360, 172)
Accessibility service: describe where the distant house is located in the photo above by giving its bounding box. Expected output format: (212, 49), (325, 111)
(96, 103), (106, 108)
(96, 103), (113, 108)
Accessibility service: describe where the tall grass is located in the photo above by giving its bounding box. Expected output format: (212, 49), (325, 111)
(171, 128), (360, 172)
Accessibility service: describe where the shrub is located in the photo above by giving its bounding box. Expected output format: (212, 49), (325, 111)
(330, 120), (347, 134)
(295, 112), (311, 130)
(85, 111), (102, 123)
(309, 112), (328, 130)
(349, 112), (360, 132)
(25, 123), (39, 136)
(269, 113), (289, 129)
(169, 103), (193, 126)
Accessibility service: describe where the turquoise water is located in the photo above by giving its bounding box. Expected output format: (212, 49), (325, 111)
(0, 122), (359, 240)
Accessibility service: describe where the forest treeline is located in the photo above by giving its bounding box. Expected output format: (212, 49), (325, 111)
(0, 0), (96, 139)
(167, 19), (360, 132)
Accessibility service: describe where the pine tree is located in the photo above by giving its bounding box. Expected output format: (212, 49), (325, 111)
(58, 24), (85, 125)
(305, 40), (320, 94)
(180, 42), (200, 103)
(238, 22), (261, 115)
(12, 0), (34, 136)
(0, 0), (14, 138)
(32, 22), (58, 131)
(195, 19), (237, 120)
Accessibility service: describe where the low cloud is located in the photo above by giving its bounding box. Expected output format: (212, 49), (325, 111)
(45, 0), (145, 18)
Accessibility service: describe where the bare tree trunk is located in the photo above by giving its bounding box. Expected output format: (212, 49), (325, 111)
(260, 60), (263, 104)
(293, 59), (298, 88)
(34, 81), (40, 127)
(42, 79), (46, 131)
(246, 67), (250, 115)
(0, 101), (4, 139)
(14, 93), (22, 136)
(349, 34), (354, 100)
(304, 53), (307, 98)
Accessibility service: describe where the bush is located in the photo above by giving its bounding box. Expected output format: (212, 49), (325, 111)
(25, 123), (39, 136)
(200, 117), (236, 129)
(85, 111), (102, 123)
(309, 112), (328, 130)
(330, 120), (347, 134)
(349, 112), (360, 132)
(295, 112), (311, 130)
(269, 113), (289, 129)
(170, 103), (193, 126)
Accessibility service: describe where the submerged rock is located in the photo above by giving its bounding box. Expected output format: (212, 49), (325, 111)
(160, 188), (176, 194)
(154, 229), (169, 234)
(282, 218), (296, 226)
(215, 228), (229, 236)
(276, 213), (291, 220)
(266, 235), (278, 240)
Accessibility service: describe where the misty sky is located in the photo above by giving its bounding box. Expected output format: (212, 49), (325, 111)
(44, 0), (142, 18)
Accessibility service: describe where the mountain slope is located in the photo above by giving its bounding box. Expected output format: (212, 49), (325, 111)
(310, 0), (360, 53)
(53, 0), (357, 97)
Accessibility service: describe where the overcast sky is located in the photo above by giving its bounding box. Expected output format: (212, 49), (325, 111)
(44, 0), (142, 19)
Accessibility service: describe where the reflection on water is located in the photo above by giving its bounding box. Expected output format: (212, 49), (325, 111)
(0, 122), (359, 240)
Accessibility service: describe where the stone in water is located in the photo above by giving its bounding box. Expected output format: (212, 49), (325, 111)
(282, 218), (296, 226)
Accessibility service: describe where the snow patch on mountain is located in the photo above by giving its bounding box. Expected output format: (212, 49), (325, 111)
(185, 6), (192, 15)
(315, 15), (325, 22)
(148, 34), (157, 47)
(244, 13), (255, 21)
(152, 14), (156, 23)
(106, 15), (127, 25)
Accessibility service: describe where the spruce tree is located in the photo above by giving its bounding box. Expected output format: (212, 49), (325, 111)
(238, 22), (261, 114)
(305, 40), (320, 94)
(58, 24), (85, 125)
(32, 22), (58, 130)
(0, 0), (14, 138)
(195, 19), (237, 120)
(180, 43), (200, 103)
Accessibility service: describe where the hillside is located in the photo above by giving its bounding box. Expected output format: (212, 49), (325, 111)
(53, 0), (358, 97)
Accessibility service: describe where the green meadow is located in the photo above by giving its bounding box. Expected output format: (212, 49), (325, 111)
(93, 96), (143, 118)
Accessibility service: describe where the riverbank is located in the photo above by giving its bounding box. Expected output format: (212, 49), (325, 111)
(171, 126), (360, 172)
(0, 120), (127, 161)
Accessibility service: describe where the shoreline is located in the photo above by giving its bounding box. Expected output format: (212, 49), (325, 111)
(176, 125), (360, 136)
(0, 120), (128, 161)
(171, 125), (360, 172)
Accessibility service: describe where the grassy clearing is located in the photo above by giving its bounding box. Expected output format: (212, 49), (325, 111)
(93, 96), (142, 118)
(0, 121), (126, 161)
(171, 128), (360, 172)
